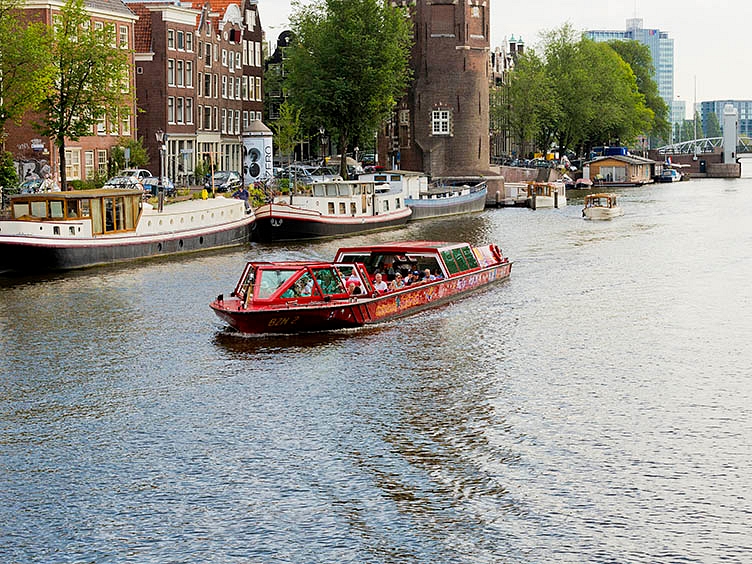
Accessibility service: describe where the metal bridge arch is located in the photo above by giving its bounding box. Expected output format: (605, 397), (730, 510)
(656, 137), (752, 155)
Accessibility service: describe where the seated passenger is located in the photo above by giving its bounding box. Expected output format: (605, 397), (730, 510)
(389, 272), (405, 291)
(423, 268), (436, 282)
(347, 282), (362, 295)
(372, 272), (388, 293)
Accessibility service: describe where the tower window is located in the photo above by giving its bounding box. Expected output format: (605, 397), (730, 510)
(432, 110), (451, 135)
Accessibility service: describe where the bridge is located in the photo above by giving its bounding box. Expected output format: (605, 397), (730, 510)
(656, 137), (752, 155)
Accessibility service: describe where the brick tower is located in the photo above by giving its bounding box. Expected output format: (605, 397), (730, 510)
(386, 0), (495, 180)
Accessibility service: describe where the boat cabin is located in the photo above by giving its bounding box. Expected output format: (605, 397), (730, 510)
(334, 241), (501, 280)
(233, 261), (374, 306)
(584, 193), (619, 208)
(291, 180), (403, 217)
(8, 188), (144, 235)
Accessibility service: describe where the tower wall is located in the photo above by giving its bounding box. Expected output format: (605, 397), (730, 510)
(394, 0), (492, 177)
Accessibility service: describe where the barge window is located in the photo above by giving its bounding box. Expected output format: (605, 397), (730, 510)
(337, 184), (349, 196)
(104, 198), (115, 231)
(12, 203), (30, 218)
(313, 184), (326, 197)
(350, 202), (357, 215)
(328, 202), (335, 214)
(257, 269), (297, 299)
(50, 200), (64, 219)
(124, 196), (135, 229)
(31, 201), (47, 218)
(326, 184), (338, 197)
(91, 198), (103, 233)
(339, 202), (346, 214)
(80, 199), (90, 218)
(67, 200), (80, 218)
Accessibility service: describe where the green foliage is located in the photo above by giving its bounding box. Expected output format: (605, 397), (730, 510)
(35, 0), (133, 189)
(286, 0), (412, 178)
(110, 137), (150, 175)
(0, 0), (54, 141)
(704, 111), (722, 138)
(0, 150), (19, 197)
(271, 100), (301, 166)
(609, 40), (670, 142)
(501, 24), (661, 157)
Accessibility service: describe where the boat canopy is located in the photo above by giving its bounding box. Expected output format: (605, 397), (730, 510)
(584, 193), (618, 208)
(9, 188), (144, 234)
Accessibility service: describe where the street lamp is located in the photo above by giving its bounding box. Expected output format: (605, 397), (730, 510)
(155, 129), (166, 212)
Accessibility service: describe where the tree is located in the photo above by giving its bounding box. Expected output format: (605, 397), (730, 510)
(0, 0), (54, 146)
(110, 137), (150, 175)
(704, 111), (722, 138)
(34, 0), (133, 190)
(0, 149), (18, 203)
(271, 100), (302, 170)
(608, 40), (670, 143)
(286, 0), (412, 179)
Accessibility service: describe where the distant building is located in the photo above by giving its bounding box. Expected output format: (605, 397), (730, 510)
(385, 0), (494, 178)
(5, 0), (138, 183)
(586, 18), (674, 109)
(490, 36), (524, 161)
(701, 100), (752, 138)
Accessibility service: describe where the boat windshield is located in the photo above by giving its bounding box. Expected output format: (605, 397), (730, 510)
(257, 269), (299, 299)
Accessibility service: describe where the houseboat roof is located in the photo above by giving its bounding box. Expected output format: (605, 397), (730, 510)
(586, 155), (657, 166)
(10, 188), (144, 201)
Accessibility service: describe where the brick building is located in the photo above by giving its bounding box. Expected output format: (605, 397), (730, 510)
(384, 0), (494, 179)
(6, 0), (137, 183)
(129, 0), (264, 184)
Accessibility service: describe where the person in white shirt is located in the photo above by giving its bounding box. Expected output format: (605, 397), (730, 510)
(372, 272), (388, 293)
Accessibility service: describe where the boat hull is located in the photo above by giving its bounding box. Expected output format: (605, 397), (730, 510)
(211, 260), (512, 334)
(405, 186), (487, 220)
(583, 207), (624, 220)
(0, 221), (253, 272)
(253, 203), (411, 242)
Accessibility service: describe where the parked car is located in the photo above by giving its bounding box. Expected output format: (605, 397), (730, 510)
(120, 168), (152, 181)
(306, 165), (342, 183)
(104, 176), (144, 190)
(141, 176), (176, 198)
(204, 171), (242, 193)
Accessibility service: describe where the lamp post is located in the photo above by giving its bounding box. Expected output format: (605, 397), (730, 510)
(155, 129), (166, 212)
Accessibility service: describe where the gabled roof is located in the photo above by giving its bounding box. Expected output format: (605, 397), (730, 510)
(128, 2), (152, 52)
(87, 0), (137, 18)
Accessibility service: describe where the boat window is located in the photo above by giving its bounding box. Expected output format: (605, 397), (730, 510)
(80, 199), (91, 218)
(352, 184), (361, 196)
(91, 198), (103, 233)
(311, 267), (345, 295)
(31, 201), (47, 218)
(328, 202), (335, 214)
(461, 246), (479, 269)
(441, 249), (460, 274)
(350, 202), (357, 215)
(50, 200), (64, 219)
(337, 184), (350, 196)
(365, 183), (373, 195)
(374, 174), (388, 182)
(104, 198), (115, 231)
(257, 269), (298, 299)
(67, 200), (80, 218)
(452, 247), (469, 271)
(281, 271), (314, 298)
(339, 202), (346, 214)
(12, 203), (30, 218)
(124, 195), (135, 229)
(395, 198), (401, 209)
(382, 200), (389, 212)
(115, 197), (125, 230)
(390, 175), (401, 182)
(326, 184), (338, 197)
(313, 184), (326, 197)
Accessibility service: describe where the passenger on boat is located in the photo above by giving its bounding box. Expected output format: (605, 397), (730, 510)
(346, 271), (361, 287)
(423, 269), (436, 282)
(403, 271), (418, 286)
(389, 272), (405, 291)
(372, 273), (388, 293)
(347, 282), (362, 295)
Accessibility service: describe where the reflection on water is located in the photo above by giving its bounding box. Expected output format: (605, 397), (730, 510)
(2, 179), (752, 563)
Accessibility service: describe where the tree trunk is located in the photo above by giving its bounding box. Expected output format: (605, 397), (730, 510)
(58, 138), (68, 191)
(339, 131), (348, 180)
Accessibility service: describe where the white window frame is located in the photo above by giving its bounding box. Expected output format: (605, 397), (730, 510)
(432, 109), (451, 135)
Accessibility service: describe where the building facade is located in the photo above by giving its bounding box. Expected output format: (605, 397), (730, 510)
(386, 0), (493, 178)
(129, 0), (264, 185)
(701, 100), (752, 139)
(7, 0), (138, 184)
(586, 18), (675, 109)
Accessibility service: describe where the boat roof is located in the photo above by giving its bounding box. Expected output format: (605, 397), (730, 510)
(10, 188), (143, 200)
(336, 240), (467, 255)
(585, 193), (618, 199)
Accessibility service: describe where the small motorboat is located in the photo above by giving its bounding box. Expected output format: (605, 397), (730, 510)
(210, 241), (512, 334)
(582, 193), (624, 220)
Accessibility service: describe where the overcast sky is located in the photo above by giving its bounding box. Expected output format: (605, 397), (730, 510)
(258, 0), (752, 117)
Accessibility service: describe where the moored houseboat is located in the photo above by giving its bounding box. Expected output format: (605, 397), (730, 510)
(253, 179), (411, 242)
(0, 188), (255, 272)
(359, 171), (487, 220)
(210, 241), (512, 334)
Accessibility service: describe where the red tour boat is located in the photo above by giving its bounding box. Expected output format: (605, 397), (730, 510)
(210, 241), (512, 334)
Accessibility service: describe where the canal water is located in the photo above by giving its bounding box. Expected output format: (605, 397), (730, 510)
(1, 175), (751, 563)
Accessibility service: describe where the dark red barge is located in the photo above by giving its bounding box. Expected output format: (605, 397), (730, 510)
(210, 241), (512, 334)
